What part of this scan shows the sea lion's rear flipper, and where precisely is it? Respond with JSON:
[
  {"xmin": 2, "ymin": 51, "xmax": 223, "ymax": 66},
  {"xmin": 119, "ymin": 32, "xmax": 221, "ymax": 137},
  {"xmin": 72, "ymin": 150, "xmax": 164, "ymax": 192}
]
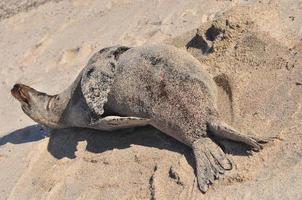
[
  {"xmin": 207, "ymin": 120, "xmax": 273, "ymax": 151},
  {"xmin": 90, "ymin": 116, "xmax": 151, "ymax": 131},
  {"xmin": 192, "ymin": 137, "xmax": 232, "ymax": 193}
]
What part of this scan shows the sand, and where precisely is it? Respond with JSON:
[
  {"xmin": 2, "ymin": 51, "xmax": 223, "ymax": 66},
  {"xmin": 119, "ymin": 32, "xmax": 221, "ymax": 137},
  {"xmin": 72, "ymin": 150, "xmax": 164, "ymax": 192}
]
[{"xmin": 0, "ymin": 0, "xmax": 301, "ymax": 199}]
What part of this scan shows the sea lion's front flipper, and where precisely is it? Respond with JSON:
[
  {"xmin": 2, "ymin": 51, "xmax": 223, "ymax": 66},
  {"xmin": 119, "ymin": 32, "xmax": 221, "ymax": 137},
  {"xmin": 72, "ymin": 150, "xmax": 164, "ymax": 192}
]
[
  {"xmin": 192, "ymin": 137, "xmax": 232, "ymax": 193},
  {"xmin": 90, "ymin": 116, "xmax": 151, "ymax": 131},
  {"xmin": 81, "ymin": 46, "xmax": 130, "ymax": 119}
]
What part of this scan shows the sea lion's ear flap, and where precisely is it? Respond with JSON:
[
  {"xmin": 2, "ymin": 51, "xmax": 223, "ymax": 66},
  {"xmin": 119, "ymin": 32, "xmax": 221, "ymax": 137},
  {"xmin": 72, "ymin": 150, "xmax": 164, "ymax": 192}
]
[{"xmin": 81, "ymin": 64, "xmax": 114, "ymax": 119}]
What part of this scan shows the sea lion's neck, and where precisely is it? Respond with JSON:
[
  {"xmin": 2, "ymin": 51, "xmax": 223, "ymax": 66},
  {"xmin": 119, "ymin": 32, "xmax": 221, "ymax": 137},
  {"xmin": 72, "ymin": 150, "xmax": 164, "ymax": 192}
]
[{"xmin": 55, "ymin": 71, "xmax": 91, "ymax": 128}]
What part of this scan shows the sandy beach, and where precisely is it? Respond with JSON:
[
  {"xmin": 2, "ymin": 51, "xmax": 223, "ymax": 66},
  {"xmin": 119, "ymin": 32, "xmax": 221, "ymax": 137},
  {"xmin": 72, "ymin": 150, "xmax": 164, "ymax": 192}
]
[{"xmin": 0, "ymin": 0, "xmax": 301, "ymax": 199}]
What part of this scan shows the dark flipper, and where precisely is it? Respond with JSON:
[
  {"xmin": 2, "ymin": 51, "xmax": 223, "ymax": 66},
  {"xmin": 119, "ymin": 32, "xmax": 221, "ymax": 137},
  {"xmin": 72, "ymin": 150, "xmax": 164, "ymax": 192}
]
[{"xmin": 192, "ymin": 137, "xmax": 232, "ymax": 193}]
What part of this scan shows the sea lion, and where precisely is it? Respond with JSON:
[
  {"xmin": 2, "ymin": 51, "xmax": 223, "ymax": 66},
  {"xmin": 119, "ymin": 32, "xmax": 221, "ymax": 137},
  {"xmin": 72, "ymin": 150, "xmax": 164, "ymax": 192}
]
[{"xmin": 11, "ymin": 44, "xmax": 268, "ymax": 192}]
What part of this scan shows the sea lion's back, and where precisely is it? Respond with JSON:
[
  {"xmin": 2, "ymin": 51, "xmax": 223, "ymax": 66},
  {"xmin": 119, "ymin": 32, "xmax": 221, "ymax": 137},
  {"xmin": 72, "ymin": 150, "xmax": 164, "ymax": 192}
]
[{"xmin": 108, "ymin": 44, "xmax": 217, "ymax": 142}]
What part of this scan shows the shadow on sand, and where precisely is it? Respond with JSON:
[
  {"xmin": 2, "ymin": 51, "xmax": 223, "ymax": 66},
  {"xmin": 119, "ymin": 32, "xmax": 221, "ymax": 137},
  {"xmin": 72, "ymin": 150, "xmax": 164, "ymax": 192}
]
[
  {"xmin": 0, "ymin": 125, "xmax": 49, "ymax": 146},
  {"xmin": 46, "ymin": 126, "xmax": 193, "ymax": 160},
  {"xmin": 1, "ymin": 125, "xmax": 253, "ymax": 162}
]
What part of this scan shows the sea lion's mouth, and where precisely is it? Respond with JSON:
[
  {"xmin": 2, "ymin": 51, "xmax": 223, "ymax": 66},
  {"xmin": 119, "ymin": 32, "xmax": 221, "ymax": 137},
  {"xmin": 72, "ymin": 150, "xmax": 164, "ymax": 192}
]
[{"xmin": 11, "ymin": 84, "xmax": 30, "ymax": 105}]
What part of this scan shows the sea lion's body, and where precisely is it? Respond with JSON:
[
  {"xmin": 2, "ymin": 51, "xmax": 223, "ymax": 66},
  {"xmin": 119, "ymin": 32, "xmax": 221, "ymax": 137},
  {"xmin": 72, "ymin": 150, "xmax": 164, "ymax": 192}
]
[
  {"xmin": 106, "ymin": 44, "xmax": 218, "ymax": 145},
  {"xmin": 11, "ymin": 43, "xmax": 268, "ymax": 192}
]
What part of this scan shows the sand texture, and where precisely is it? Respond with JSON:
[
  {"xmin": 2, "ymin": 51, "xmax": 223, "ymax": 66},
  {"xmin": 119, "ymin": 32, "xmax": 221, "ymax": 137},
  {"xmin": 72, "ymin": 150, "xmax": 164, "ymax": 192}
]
[{"xmin": 0, "ymin": 0, "xmax": 301, "ymax": 199}]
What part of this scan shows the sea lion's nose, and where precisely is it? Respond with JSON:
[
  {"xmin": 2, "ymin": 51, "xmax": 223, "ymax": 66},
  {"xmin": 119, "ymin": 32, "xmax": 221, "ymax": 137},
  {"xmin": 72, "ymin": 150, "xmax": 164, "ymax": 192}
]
[
  {"xmin": 11, "ymin": 84, "xmax": 20, "ymax": 93},
  {"xmin": 11, "ymin": 83, "xmax": 31, "ymax": 104},
  {"xmin": 11, "ymin": 83, "xmax": 25, "ymax": 96},
  {"xmin": 13, "ymin": 83, "xmax": 21, "ymax": 90}
]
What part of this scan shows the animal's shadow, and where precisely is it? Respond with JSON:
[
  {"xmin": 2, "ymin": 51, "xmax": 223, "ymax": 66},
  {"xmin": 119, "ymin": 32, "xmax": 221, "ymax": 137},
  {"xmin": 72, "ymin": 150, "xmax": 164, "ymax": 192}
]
[
  {"xmin": 47, "ymin": 126, "xmax": 192, "ymax": 160},
  {"xmin": 1, "ymin": 125, "xmax": 253, "ymax": 163},
  {"xmin": 0, "ymin": 125, "xmax": 49, "ymax": 146}
]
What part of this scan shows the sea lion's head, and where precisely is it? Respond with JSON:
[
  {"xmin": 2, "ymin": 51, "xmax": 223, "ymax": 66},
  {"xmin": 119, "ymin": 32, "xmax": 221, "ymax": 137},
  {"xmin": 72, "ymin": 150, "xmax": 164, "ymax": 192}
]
[{"xmin": 11, "ymin": 83, "xmax": 63, "ymax": 128}]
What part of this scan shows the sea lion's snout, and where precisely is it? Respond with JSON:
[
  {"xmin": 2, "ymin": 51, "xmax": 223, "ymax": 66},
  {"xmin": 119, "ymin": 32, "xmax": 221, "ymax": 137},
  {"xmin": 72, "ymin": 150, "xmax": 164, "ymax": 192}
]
[
  {"xmin": 11, "ymin": 83, "xmax": 60, "ymax": 127},
  {"xmin": 11, "ymin": 83, "xmax": 31, "ymax": 104}
]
